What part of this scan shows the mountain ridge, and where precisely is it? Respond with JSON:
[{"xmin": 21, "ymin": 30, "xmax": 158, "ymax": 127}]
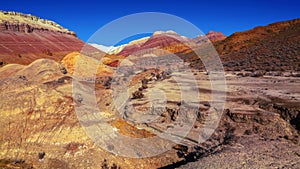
[
  {"xmin": 215, "ymin": 18, "xmax": 300, "ymax": 71},
  {"xmin": 0, "ymin": 10, "xmax": 103, "ymax": 65}
]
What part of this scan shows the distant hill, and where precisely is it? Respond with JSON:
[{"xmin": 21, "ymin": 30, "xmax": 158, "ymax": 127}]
[
  {"xmin": 214, "ymin": 18, "xmax": 300, "ymax": 71},
  {"xmin": 195, "ymin": 31, "xmax": 227, "ymax": 43},
  {"xmin": 0, "ymin": 10, "xmax": 102, "ymax": 65},
  {"xmin": 115, "ymin": 31, "xmax": 192, "ymax": 57}
]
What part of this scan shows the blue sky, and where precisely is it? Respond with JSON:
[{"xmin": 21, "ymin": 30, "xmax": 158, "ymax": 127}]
[{"xmin": 0, "ymin": 0, "xmax": 299, "ymax": 45}]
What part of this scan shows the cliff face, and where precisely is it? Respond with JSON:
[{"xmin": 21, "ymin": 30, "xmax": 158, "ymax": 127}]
[
  {"xmin": 0, "ymin": 21, "xmax": 76, "ymax": 35},
  {"xmin": 0, "ymin": 10, "xmax": 75, "ymax": 35},
  {"xmin": 0, "ymin": 11, "xmax": 90, "ymax": 65}
]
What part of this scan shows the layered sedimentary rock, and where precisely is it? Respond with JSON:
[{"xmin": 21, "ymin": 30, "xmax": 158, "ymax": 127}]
[
  {"xmin": 116, "ymin": 31, "xmax": 193, "ymax": 57},
  {"xmin": 204, "ymin": 31, "xmax": 227, "ymax": 42},
  {"xmin": 0, "ymin": 11, "xmax": 101, "ymax": 65},
  {"xmin": 0, "ymin": 54, "xmax": 181, "ymax": 168}
]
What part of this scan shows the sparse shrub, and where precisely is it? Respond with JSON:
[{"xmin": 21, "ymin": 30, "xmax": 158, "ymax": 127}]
[
  {"xmin": 19, "ymin": 75, "xmax": 27, "ymax": 81},
  {"xmin": 132, "ymin": 90, "xmax": 144, "ymax": 99},
  {"xmin": 14, "ymin": 159, "xmax": 25, "ymax": 164},
  {"xmin": 101, "ymin": 159, "xmax": 109, "ymax": 169},
  {"xmin": 57, "ymin": 77, "xmax": 65, "ymax": 83},
  {"xmin": 60, "ymin": 66, "xmax": 68, "ymax": 74},
  {"xmin": 244, "ymin": 129, "xmax": 252, "ymax": 135},
  {"xmin": 101, "ymin": 159, "xmax": 121, "ymax": 169},
  {"xmin": 224, "ymin": 124, "xmax": 236, "ymax": 144},
  {"xmin": 253, "ymin": 126, "xmax": 260, "ymax": 134},
  {"xmin": 111, "ymin": 163, "xmax": 121, "ymax": 169},
  {"xmin": 38, "ymin": 152, "xmax": 45, "ymax": 160},
  {"xmin": 104, "ymin": 79, "xmax": 111, "ymax": 89},
  {"xmin": 141, "ymin": 83, "xmax": 147, "ymax": 89},
  {"xmin": 196, "ymin": 111, "xmax": 205, "ymax": 122},
  {"xmin": 141, "ymin": 78, "xmax": 148, "ymax": 85},
  {"xmin": 74, "ymin": 93, "xmax": 83, "ymax": 103},
  {"xmin": 156, "ymin": 74, "xmax": 161, "ymax": 80}
]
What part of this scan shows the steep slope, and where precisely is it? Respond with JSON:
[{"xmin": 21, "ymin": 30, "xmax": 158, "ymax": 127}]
[
  {"xmin": 215, "ymin": 18, "xmax": 300, "ymax": 71},
  {"xmin": 0, "ymin": 11, "xmax": 101, "ymax": 65}
]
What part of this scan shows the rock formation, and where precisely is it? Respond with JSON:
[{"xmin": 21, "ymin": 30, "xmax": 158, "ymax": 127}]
[
  {"xmin": 0, "ymin": 11, "xmax": 102, "ymax": 65},
  {"xmin": 204, "ymin": 31, "xmax": 227, "ymax": 42}
]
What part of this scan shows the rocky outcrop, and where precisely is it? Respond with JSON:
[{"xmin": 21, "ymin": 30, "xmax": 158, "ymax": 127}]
[
  {"xmin": 0, "ymin": 21, "xmax": 75, "ymax": 35},
  {"xmin": 0, "ymin": 10, "xmax": 74, "ymax": 34}
]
